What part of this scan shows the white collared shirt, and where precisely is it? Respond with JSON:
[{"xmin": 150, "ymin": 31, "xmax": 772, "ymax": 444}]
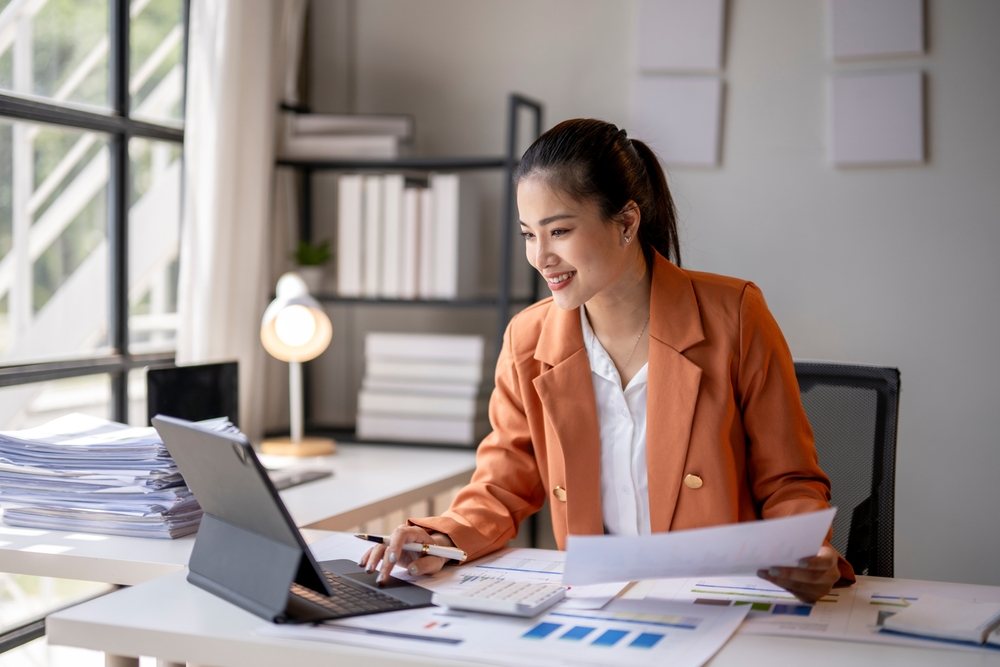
[{"xmin": 580, "ymin": 306, "xmax": 651, "ymax": 536}]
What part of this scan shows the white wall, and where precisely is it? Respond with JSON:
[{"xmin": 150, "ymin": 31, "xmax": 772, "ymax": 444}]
[{"xmin": 307, "ymin": 0, "xmax": 1000, "ymax": 585}]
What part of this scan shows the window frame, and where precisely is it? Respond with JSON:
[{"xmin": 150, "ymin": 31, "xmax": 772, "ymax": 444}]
[{"xmin": 0, "ymin": 0, "xmax": 189, "ymax": 422}]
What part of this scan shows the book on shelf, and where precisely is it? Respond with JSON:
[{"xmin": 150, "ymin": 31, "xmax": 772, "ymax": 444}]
[
  {"xmin": 365, "ymin": 359, "xmax": 483, "ymax": 384},
  {"xmin": 288, "ymin": 113, "xmax": 413, "ymax": 138},
  {"xmin": 417, "ymin": 187, "xmax": 435, "ymax": 298},
  {"xmin": 429, "ymin": 173, "xmax": 481, "ymax": 300},
  {"xmin": 357, "ymin": 332, "xmax": 488, "ymax": 446},
  {"xmin": 332, "ymin": 173, "xmax": 481, "ymax": 301},
  {"xmin": 365, "ymin": 332, "xmax": 485, "ymax": 364},
  {"xmin": 362, "ymin": 377, "xmax": 480, "ymax": 398},
  {"xmin": 358, "ymin": 391, "xmax": 489, "ymax": 420},
  {"xmin": 362, "ymin": 175, "xmax": 383, "ymax": 298},
  {"xmin": 400, "ymin": 187, "xmax": 422, "ymax": 299},
  {"xmin": 356, "ymin": 414, "xmax": 490, "ymax": 446},
  {"xmin": 380, "ymin": 175, "xmax": 405, "ymax": 299},
  {"xmin": 278, "ymin": 111, "xmax": 413, "ymax": 160},
  {"xmin": 336, "ymin": 175, "xmax": 364, "ymax": 297}
]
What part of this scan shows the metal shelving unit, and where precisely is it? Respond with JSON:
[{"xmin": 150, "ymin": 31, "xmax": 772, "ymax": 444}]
[{"xmin": 277, "ymin": 94, "xmax": 544, "ymax": 438}]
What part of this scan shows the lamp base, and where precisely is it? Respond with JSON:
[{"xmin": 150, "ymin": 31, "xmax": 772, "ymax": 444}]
[{"xmin": 260, "ymin": 436, "xmax": 336, "ymax": 457}]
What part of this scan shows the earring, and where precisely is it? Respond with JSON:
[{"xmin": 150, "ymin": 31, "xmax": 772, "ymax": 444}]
[{"xmin": 624, "ymin": 236, "xmax": 631, "ymax": 243}]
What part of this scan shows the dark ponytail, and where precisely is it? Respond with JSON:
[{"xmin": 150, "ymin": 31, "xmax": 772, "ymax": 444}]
[{"xmin": 513, "ymin": 118, "xmax": 681, "ymax": 267}]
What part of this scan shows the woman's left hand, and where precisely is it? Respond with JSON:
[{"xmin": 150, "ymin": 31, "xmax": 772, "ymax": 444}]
[{"xmin": 757, "ymin": 545, "xmax": 841, "ymax": 603}]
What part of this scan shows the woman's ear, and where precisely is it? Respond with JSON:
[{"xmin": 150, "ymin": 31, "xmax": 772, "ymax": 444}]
[{"xmin": 617, "ymin": 201, "xmax": 641, "ymax": 244}]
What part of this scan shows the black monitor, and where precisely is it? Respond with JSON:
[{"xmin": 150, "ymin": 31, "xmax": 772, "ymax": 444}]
[{"xmin": 146, "ymin": 362, "xmax": 239, "ymax": 427}]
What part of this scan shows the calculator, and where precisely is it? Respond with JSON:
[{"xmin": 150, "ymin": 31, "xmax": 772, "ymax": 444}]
[{"xmin": 431, "ymin": 579, "xmax": 566, "ymax": 617}]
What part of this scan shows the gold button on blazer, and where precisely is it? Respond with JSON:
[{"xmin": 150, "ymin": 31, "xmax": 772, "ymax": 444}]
[{"xmin": 412, "ymin": 252, "xmax": 855, "ymax": 585}]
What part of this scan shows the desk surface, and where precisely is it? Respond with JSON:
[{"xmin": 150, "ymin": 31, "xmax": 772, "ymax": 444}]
[
  {"xmin": 47, "ymin": 569, "xmax": 1000, "ymax": 667},
  {"xmin": 0, "ymin": 444, "xmax": 476, "ymax": 584}
]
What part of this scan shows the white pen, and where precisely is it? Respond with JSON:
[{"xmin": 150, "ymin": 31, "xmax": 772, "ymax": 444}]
[{"xmin": 355, "ymin": 533, "xmax": 468, "ymax": 562}]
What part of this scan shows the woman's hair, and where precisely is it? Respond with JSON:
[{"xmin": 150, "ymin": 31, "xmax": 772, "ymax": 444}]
[{"xmin": 513, "ymin": 118, "xmax": 681, "ymax": 267}]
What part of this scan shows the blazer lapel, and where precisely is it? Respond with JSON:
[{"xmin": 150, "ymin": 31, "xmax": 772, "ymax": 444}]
[
  {"xmin": 532, "ymin": 305, "xmax": 604, "ymax": 536},
  {"xmin": 646, "ymin": 254, "xmax": 706, "ymax": 532}
]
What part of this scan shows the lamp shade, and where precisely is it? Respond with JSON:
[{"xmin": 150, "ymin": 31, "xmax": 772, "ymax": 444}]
[{"xmin": 260, "ymin": 273, "xmax": 332, "ymax": 362}]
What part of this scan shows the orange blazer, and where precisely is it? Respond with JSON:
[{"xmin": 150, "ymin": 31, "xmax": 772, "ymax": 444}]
[{"xmin": 412, "ymin": 253, "xmax": 855, "ymax": 584}]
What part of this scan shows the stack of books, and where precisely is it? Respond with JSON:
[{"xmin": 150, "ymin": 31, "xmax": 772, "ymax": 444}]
[
  {"xmin": 336, "ymin": 173, "xmax": 479, "ymax": 300},
  {"xmin": 0, "ymin": 413, "xmax": 232, "ymax": 539},
  {"xmin": 278, "ymin": 112, "xmax": 413, "ymax": 160},
  {"xmin": 356, "ymin": 333, "xmax": 489, "ymax": 446}
]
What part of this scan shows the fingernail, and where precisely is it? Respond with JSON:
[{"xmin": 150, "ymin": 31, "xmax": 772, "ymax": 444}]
[
  {"xmin": 409, "ymin": 564, "xmax": 418, "ymax": 576},
  {"xmin": 769, "ymin": 568, "xmax": 781, "ymax": 577},
  {"xmin": 389, "ymin": 552, "xmax": 396, "ymax": 564},
  {"xmin": 798, "ymin": 559, "xmax": 810, "ymax": 568},
  {"xmin": 756, "ymin": 569, "xmax": 769, "ymax": 578},
  {"xmin": 358, "ymin": 559, "xmax": 364, "ymax": 567},
  {"xmin": 376, "ymin": 573, "xmax": 384, "ymax": 584}
]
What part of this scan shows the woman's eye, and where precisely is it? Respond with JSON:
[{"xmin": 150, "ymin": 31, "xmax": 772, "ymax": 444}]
[
  {"xmin": 520, "ymin": 231, "xmax": 534, "ymax": 240},
  {"xmin": 551, "ymin": 229, "xmax": 569, "ymax": 237}
]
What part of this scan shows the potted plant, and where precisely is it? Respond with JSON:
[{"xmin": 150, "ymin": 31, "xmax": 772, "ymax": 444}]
[{"xmin": 291, "ymin": 239, "xmax": 331, "ymax": 294}]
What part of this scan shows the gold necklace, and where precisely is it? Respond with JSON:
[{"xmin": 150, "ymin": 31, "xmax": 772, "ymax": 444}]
[{"xmin": 623, "ymin": 314, "xmax": 650, "ymax": 368}]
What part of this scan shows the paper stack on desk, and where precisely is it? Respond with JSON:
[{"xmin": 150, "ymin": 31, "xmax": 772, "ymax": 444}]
[{"xmin": 0, "ymin": 413, "xmax": 232, "ymax": 539}]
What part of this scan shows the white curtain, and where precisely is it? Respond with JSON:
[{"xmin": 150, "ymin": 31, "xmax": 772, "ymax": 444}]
[{"xmin": 178, "ymin": 0, "xmax": 305, "ymax": 443}]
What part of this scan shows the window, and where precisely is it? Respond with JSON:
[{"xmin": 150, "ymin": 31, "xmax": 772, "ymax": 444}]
[
  {"xmin": 0, "ymin": 0, "xmax": 188, "ymax": 660},
  {"xmin": 0, "ymin": 0, "xmax": 187, "ymax": 429}
]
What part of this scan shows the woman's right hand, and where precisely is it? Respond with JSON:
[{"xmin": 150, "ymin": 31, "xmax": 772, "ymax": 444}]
[{"xmin": 359, "ymin": 525, "xmax": 455, "ymax": 585}]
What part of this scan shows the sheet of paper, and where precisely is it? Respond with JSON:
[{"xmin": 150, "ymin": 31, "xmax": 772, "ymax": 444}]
[
  {"xmin": 646, "ymin": 575, "xmax": 857, "ymax": 638},
  {"xmin": 412, "ymin": 547, "xmax": 628, "ymax": 610},
  {"xmin": 638, "ymin": 573, "xmax": 1000, "ymax": 654},
  {"xmin": 261, "ymin": 597, "xmax": 750, "ymax": 667},
  {"xmin": 563, "ymin": 509, "xmax": 836, "ymax": 586}
]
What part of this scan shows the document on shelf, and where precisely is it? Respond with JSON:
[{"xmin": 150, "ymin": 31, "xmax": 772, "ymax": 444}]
[
  {"xmin": 637, "ymin": 573, "xmax": 1000, "ymax": 653},
  {"xmin": 260, "ymin": 596, "xmax": 750, "ymax": 667},
  {"xmin": 563, "ymin": 508, "xmax": 836, "ymax": 586}
]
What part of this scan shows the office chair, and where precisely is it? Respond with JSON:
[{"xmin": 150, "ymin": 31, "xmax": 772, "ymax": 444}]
[
  {"xmin": 794, "ymin": 361, "xmax": 900, "ymax": 577},
  {"xmin": 146, "ymin": 361, "xmax": 239, "ymax": 428}
]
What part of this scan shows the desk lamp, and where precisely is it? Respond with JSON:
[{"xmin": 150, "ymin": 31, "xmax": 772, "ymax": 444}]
[{"xmin": 260, "ymin": 272, "xmax": 335, "ymax": 456}]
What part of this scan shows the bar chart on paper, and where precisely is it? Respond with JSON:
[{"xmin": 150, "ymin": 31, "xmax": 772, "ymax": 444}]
[
  {"xmin": 485, "ymin": 598, "xmax": 750, "ymax": 667},
  {"xmin": 644, "ymin": 576, "xmax": 852, "ymax": 637}
]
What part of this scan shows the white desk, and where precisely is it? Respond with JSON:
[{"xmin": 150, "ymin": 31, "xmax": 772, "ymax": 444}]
[
  {"xmin": 0, "ymin": 444, "xmax": 476, "ymax": 584},
  {"xmin": 47, "ymin": 570, "xmax": 1000, "ymax": 667}
]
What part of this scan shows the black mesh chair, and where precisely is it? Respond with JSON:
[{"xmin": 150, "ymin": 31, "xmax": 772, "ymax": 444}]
[{"xmin": 794, "ymin": 361, "xmax": 900, "ymax": 577}]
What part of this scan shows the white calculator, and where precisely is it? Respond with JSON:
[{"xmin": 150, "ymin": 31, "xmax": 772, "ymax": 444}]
[{"xmin": 431, "ymin": 579, "xmax": 566, "ymax": 617}]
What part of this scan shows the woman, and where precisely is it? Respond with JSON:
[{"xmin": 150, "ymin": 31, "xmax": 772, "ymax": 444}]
[{"xmin": 362, "ymin": 119, "xmax": 855, "ymax": 603}]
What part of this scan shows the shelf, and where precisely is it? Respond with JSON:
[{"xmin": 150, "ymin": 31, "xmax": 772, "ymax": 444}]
[
  {"xmin": 276, "ymin": 156, "xmax": 508, "ymax": 171},
  {"xmin": 315, "ymin": 295, "xmax": 536, "ymax": 308}
]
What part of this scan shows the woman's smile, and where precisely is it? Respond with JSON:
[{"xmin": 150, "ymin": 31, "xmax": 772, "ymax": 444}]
[{"xmin": 545, "ymin": 270, "xmax": 576, "ymax": 290}]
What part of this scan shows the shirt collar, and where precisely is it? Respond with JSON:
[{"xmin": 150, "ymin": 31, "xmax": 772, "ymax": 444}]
[{"xmin": 581, "ymin": 306, "xmax": 648, "ymax": 391}]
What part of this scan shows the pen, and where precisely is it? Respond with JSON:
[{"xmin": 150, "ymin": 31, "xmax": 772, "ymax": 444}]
[{"xmin": 355, "ymin": 534, "xmax": 468, "ymax": 562}]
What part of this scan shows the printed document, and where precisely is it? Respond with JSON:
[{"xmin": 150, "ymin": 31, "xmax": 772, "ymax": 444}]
[
  {"xmin": 637, "ymin": 573, "xmax": 1000, "ymax": 653},
  {"xmin": 562, "ymin": 508, "xmax": 836, "ymax": 585},
  {"xmin": 261, "ymin": 597, "xmax": 750, "ymax": 667}
]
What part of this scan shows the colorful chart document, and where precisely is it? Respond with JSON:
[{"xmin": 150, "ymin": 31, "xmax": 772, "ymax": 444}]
[
  {"xmin": 262, "ymin": 597, "xmax": 750, "ymax": 667},
  {"xmin": 563, "ymin": 509, "xmax": 836, "ymax": 585},
  {"xmin": 638, "ymin": 574, "xmax": 1000, "ymax": 653}
]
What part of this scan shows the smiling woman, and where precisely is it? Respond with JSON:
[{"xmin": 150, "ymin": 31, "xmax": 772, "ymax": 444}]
[{"xmin": 363, "ymin": 119, "xmax": 855, "ymax": 605}]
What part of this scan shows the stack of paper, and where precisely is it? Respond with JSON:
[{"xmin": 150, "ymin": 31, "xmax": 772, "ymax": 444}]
[
  {"xmin": 0, "ymin": 413, "xmax": 232, "ymax": 539},
  {"xmin": 356, "ymin": 333, "xmax": 489, "ymax": 446}
]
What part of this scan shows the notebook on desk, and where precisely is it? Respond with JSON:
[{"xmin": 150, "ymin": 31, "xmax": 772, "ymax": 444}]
[{"xmin": 152, "ymin": 415, "xmax": 433, "ymax": 623}]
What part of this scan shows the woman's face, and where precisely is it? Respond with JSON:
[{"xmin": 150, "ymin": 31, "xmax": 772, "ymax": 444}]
[{"xmin": 517, "ymin": 176, "xmax": 636, "ymax": 311}]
